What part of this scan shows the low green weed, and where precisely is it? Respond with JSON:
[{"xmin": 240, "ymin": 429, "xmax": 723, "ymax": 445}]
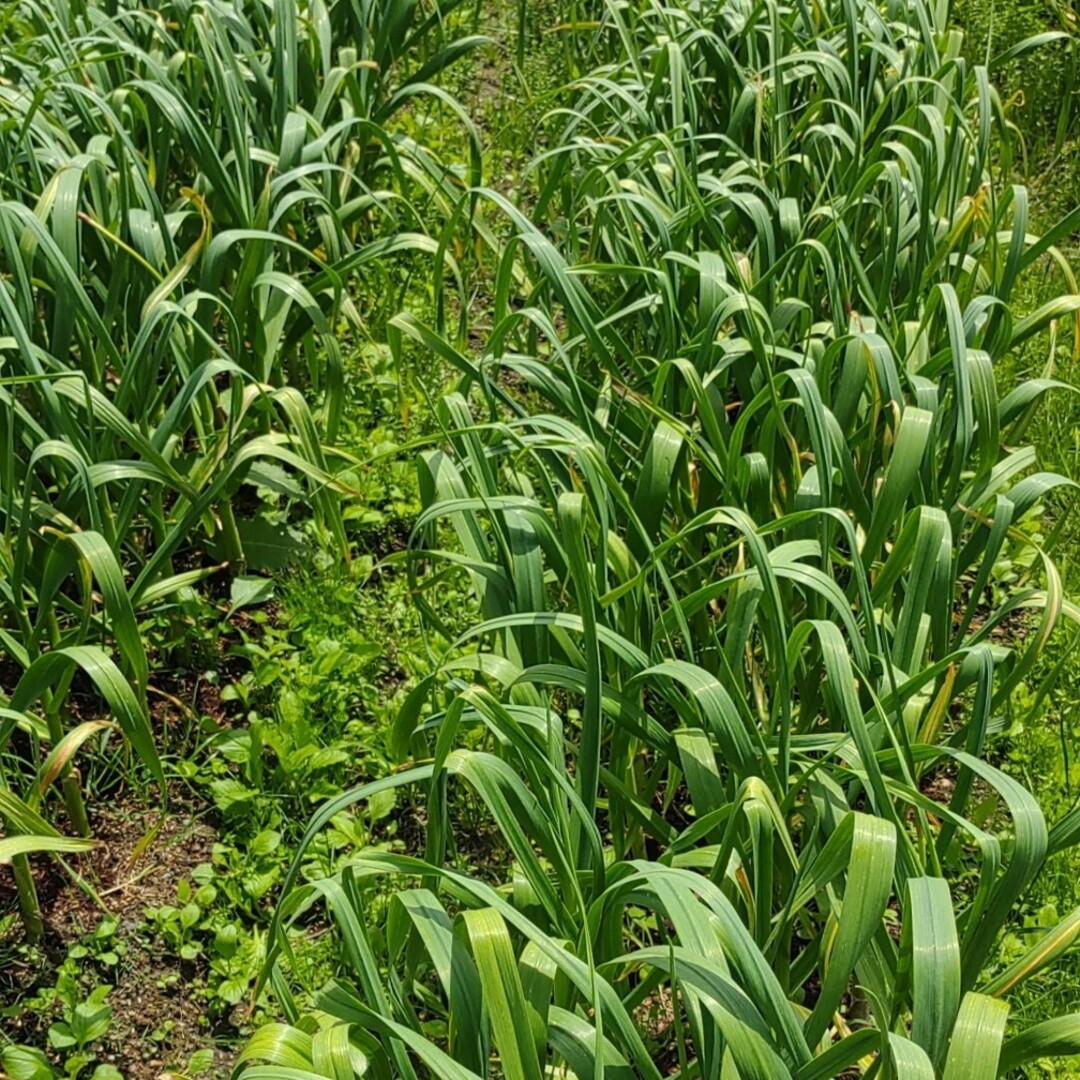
[
  {"xmin": 143, "ymin": 877, "xmax": 262, "ymax": 1016},
  {"xmin": 2, "ymin": 919, "xmax": 124, "ymax": 1080}
]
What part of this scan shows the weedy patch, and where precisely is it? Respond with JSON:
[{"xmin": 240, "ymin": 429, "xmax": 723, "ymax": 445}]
[{"xmin": 1, "ymin": 801, "xmax": 223, "ymax": 1080}]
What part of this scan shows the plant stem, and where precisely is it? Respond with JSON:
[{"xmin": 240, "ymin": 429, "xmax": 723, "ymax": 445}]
[
  {"xmin": 11, "ymin": 852, "xmax": 43, "ymax": 942},
  {"xmin": 218, "ymin": 499, "xmax": 246, "ymax": 574},
  {"xmin": 62, "ymin": 772, "xmax": 91, "ymax": 838},
  {"xmin": 45, "ymin": 707, "xmax": 91, "ymax": 838}
]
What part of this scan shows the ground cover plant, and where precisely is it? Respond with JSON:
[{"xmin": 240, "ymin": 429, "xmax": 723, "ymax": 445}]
[{"xmin": 4, "ymin": 0, "xmax": 1080, "ymax": 1077}]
